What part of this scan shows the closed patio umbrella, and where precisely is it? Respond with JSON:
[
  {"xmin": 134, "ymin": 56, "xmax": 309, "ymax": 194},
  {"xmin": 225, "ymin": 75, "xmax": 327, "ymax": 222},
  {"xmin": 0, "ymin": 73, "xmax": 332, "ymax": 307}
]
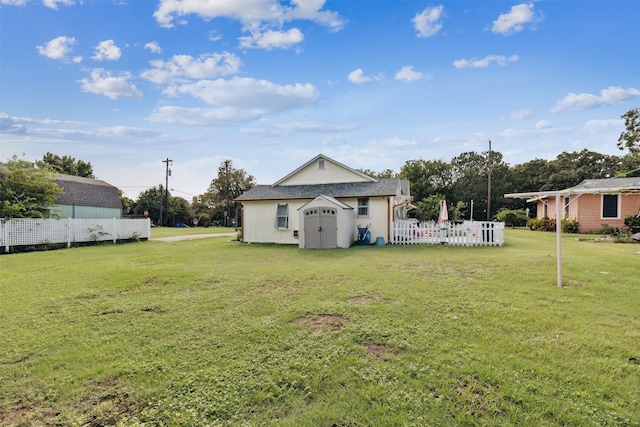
[{"xmin": 437, "ymin": 199, "xmax": 448, "ymax": 223}]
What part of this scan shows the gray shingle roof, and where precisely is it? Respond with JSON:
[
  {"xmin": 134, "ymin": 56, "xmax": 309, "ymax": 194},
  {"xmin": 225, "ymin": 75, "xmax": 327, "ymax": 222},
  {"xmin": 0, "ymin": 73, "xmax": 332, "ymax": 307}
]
[
  {"xmin": 55, "ymin": 175, "xmax": 122, "ymax": 209},
  {"xmin": 235, "ymin": 178, "xmax": 406, "ymax": 201},
  {"xmin": 569, "ymin": 177, "xmax": 640, "ymax": 192}
]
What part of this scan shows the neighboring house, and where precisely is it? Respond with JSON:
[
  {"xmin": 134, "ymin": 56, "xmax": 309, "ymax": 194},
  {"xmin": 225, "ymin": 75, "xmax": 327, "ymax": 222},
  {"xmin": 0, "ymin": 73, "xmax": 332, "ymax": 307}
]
[
  {"xmin": 52, "ymin": 174, "xmax": 123, "ymax": 219},
  {"xmin": 234, "ymin": 154, "xmax": 412, "ymax": 248},
  {"xmin": 508, "ymin": 177, "xmax": 640, "ymax": 232}
]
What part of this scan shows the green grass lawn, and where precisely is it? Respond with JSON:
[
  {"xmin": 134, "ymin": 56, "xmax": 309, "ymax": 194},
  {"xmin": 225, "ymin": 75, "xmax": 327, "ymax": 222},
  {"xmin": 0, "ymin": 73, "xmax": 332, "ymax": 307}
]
[
  {"xmin": 1, "ymin": 230, "xmax": 639, "ymax": 426},
  {"xmin": 150, "ymin": 226, "xmax": 236, "ymax": 239}
]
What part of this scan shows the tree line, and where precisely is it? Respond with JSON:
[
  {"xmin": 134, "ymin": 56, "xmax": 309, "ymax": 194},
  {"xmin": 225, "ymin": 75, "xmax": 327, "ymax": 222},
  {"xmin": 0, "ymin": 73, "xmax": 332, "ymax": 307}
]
[{"xmin": 2, "ymin": 108, "xmax": 639, "ymax": 224}]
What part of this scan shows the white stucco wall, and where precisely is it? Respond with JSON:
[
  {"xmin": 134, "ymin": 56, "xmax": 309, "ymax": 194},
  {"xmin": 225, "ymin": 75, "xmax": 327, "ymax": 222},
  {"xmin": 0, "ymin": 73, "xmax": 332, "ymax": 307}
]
[
  {"xmin": 241, "ymin": 195, "xmax": 394, "ymax": 245},
  {"xmin": 241, "ymin": 199, "xmax": 306, "ymax": 244}
]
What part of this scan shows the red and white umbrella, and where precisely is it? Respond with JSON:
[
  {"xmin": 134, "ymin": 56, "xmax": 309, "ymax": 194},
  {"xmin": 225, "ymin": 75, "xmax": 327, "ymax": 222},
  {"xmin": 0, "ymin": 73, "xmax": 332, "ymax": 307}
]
[{"xmin": 437, "ymin": 199, "xmax": 448, "ymax": 223}]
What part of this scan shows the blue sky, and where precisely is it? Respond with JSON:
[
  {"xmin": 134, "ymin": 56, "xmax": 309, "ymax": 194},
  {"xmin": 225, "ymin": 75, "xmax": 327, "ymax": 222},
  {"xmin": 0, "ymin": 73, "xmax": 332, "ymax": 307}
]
[{"xmin": 1, "ymin": 0, "xmax": 639, "ymax": 199}]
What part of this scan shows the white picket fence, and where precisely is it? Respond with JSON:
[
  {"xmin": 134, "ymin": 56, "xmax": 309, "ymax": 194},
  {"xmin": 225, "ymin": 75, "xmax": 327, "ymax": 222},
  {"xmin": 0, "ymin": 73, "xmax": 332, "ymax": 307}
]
[
  {"xmin": 0, "ymin": 218, "xmax": 151, "ymax": 252},
  {"xmin": 391, "ymin": 220, "xmax": 504, "ymax": 246}
]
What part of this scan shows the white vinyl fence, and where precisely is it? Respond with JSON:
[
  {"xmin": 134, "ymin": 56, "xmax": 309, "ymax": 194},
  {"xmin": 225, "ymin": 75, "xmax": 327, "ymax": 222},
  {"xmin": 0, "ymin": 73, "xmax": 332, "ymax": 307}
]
[
  {"xmin": 391, "ymin": 220, "xmax": 504, "ymax": 246},
  {"xmin": 1, "ymin": 218, "xmax": 150, "ymax": 252}
]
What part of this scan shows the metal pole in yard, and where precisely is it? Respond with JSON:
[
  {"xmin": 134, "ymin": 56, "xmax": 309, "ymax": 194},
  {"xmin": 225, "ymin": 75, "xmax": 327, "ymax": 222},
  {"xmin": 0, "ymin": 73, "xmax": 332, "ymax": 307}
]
[{"xmin": 555, "ymin": 193, "xmax": 563, "ymax": 288}]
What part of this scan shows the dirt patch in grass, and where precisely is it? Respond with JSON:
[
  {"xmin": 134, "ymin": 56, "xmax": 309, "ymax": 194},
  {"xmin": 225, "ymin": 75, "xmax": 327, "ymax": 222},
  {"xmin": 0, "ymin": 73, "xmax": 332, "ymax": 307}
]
[
  {"xmin": 362, "ymin": 342, "xmax": 397, "ymax": 362},
  {"xmin": 347, "ymin": 294, "xmax": 382, "ymax": 303},
  {"xmin": 291, "ymin": 314, "xmax": 346, "ymax": 332}
]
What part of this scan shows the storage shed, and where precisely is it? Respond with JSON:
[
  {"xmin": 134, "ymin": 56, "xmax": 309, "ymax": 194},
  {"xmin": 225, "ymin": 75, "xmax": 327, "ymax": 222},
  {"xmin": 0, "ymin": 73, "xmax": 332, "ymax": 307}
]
[{"xmin": 298, "ymin": 195, "xmax": 354, "ymax": 249}]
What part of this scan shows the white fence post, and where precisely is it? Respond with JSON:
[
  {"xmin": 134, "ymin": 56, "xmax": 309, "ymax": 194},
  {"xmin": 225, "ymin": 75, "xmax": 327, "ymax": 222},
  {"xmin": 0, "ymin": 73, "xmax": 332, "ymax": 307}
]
[
  {"xmin": 0, "ymin": 218, "xmax": 150, "ymax": 252},
  {"xmin": 391, "ymin": 219, "xmax": 504, "ymax": 247}
]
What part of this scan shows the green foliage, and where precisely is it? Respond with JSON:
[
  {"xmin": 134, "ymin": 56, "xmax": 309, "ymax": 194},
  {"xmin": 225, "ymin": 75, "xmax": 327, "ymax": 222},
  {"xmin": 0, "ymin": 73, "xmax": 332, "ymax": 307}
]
[
  {"xmin": 624, "ymin": 214, "xmax": 640, "ymax": 233},
  {"xmin": 414, "ymin": 194, "xmax": 446, "ymax": 221},
  {"xmin": 562, "ymin": 219, "xmax": 580, "ymax": 234},
  {"xmin": 617, "ymin": 107, "xmax": 640, "ymax": 153},
  {"xmin": 356, "ymin": 168, "xmax": 396, "ymax": 179},
  {"xmin": 494, "ymin": 208, "xmax": 528, "ymax": 227},
  {"xmin": 202, "ymin": 159, "xmax": 255, "ymax": 227},
  {"xmin": 526, "ymin": 217, "xmax": 580, "ymax": 233},
  {"xmin": 36, "ymin": 152, "xmax": 95, "ymax": 178},
  {"xmin": 398, "ymin": 159, "xmax": 452, "ymax": 203},
  {"xmin": 527, "ymin": 217, "xmax": 556, "ymax": 232},
  {"xmin": 0, "ymin": 156, "xmax": 62, "ymax": 218},
  {"xmin": 1, "ymin": 230, "xmax": 639, "ymax": 425}
]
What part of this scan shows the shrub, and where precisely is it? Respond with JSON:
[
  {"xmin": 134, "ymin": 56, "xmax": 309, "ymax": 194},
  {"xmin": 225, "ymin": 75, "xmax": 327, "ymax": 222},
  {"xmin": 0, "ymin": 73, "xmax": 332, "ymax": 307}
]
[
  {"xmin": 494, "ymin": 209, "xmax": 528, "ymax": 227},
  {"xmin": 624, "ymin": 214, "xmax": 640, "ymax": 234},
  {"xmin": 598, "ymin": 224, "xmax": 621, "ymax": 236},
  {"xmin": 527, "ymin": 217, "xmax": 555, "ymax": 232},
  {"xmin": 527, "ymin": 217, "xmax": 580, "ymax": 233},
  {"xmin": 561, "ymin": 219, "xmax": 580, "ymax": 234}
]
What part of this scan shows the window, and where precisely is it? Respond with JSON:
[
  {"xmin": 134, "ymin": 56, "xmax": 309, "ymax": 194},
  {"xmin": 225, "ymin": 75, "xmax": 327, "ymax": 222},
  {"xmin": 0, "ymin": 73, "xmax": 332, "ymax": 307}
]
[
  {"xmin": 275, "ymin": 203, "xmax": 289, "ymax": 229},
  {"xmin": 602, "ymin": 194, "xmax": 619, "ymax": 219},
  {"xmin": 318, "ymin": 159, "xmax": 325, "ymax": 169},
  {"xmin": 357, "ymin": 198, "xmax": 369, "ymax": 217},
  {"xmin": 564, "ymin": 197, "xmax": 570, "ymax": 218}
]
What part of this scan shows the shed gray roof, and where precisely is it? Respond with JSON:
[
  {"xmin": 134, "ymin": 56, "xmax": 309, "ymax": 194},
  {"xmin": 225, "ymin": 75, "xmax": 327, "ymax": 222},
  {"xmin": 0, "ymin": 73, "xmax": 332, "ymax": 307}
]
[
  {"xmin": 235, "ymin": 178, "xmax": 407, "ymax": 201},
  {"xmin": 55, "ymin": 175, "xmax": 122, "ymax": 209}
]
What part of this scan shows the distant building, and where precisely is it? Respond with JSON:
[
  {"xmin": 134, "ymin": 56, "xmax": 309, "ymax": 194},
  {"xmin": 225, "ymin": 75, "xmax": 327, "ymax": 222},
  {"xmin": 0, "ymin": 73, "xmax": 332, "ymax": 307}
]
[
  {"xmin": 234, "ymin": 154, "xmax": 412, "ymax": 248},
  {"xmin": 52, "ymin": 174, "xmax": 123, "ymax": 219},
  {"xmin": 506, "ymin": 177, "xmax": 640, "ymax": 232}
]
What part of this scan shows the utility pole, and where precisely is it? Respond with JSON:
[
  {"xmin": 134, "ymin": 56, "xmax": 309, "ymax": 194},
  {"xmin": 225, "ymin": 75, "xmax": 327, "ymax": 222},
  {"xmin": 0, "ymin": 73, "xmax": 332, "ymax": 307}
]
[
  {"xmin": 162, "ymin": 158, "xmax": 173, "ymax": 226},
  {"xmin": 487, "ymin": 139, "xmax": 492, "ymax": 221}
]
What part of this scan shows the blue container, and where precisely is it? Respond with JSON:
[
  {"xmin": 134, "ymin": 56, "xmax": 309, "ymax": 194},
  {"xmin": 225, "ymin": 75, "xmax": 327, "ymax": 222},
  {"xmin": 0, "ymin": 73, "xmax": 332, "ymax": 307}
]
[
  {"xmin": 374, "ymin": 236, "xmax": 385, "ymax": 246},
  {"xmin": 357, "ymin": 227, "xmax": 371, "ymax": 245}
]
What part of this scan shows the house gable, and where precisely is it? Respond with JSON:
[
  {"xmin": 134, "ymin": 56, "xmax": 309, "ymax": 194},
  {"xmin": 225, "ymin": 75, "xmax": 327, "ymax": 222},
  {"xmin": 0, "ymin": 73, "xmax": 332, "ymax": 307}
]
[{"xmin": 273, "ymin": 154, "xmax": 377, "ymax": 186}]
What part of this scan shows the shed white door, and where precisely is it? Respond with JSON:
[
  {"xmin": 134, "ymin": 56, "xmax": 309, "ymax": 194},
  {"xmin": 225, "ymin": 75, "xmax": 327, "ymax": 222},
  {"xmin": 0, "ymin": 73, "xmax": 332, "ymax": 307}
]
[{"xmin": 303, "ymin": 207, "xmax": 338, "ymax": 249}]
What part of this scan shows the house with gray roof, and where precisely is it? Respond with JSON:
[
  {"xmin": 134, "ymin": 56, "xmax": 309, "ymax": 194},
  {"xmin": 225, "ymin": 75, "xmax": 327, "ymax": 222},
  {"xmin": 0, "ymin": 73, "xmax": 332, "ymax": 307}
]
[
  {"xmin": 52, "ymin": 174, "xmax": 123, "ymax": 219},
  {"xmin": 234, "ymin": 154, "xmax": 412, "ymax": 248}
]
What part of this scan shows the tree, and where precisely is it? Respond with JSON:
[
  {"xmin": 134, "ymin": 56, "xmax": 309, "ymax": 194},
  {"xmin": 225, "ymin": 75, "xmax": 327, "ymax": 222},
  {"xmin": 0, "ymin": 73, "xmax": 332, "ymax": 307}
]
[
  {"xmin": 134, "ymin": 186, "xmax": 164, "ymax": 224},
  {"xmin": 118, "ymin": 189, "xmax": 136, "ymax": 216},
  {"xmin": 399, "ymin": 159, "xmax": 453, "ymax": 203},
  {"xmin": 0, "ymin": 156, "xmax": 62, "ymax": 218},
  {"xmin": 617, "ymin": 108, "xmax": 640, "ymax": 153},
  {"xmin": 450, "ymin": 151, "xmax": 509, "ymax": 220},
  {"xmin": 356, "ymin": 168, "xmax": 396, "ymax": 179},
  {"xmin": 203, "ymin": 159, "xmax": 255, "ymax": 227},
  {"xmin": 36, "ymin": 152, "xmax": 95, "ymax": 178},
  {"xmin": 543, "ymin": 149, "xmax": 621, "ymax": 191}
]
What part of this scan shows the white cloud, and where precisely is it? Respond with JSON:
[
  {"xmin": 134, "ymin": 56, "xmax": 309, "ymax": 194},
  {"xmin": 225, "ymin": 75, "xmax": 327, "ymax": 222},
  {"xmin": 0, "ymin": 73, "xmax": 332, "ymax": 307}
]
[
  {"xmin": 550, "ymin": 86, "xmax": 640, "ymax": 113},
  {"xmin": 412, "ymin": 5, "xmax": 444, "ymax": 38},
  {"xmin": 92, "ymin": 40, "xmax": 121, "ymax": 61},
  {"xmin": 0, "ymin": 0, "xmax": 28, "ymax": 5},
  {"xmin": 535, "ymin": 119, "xmax": 553, "ymax": 129},
  {"xmin": 239, "ymin": 27, "xmax": 304, "ymax": 50},
  {"xmin": 153, "ymin": 0, "xmax": 344, "ymax": 51},
  {"xmin": 168, "ymin": 77, "xmax": 318, "ymax": 109},
  {"xmin": 79, "ymin": 69, "xmax": 143, "ymax": 100},
  {"xmin": 141, "ymin": 52, "xmax": 242, "ymax": 85},
  {"xmin": 453, "ymin": 54, "xmax": 519, "ymax": 69},
  {"xmin": 348, "ymin": 68, "xmax": 383, "ymax": 84},
  {"xmin": 492, "ymin": 3, "xmax": 541, "ymax": 35},
  {"xmin": 149, "ymin": 77, "xmax": 318, "ymax": 125},
  {"xmin": 36, "ymin": 36, "xmax": 76, "ymax": 61},
  {"xmin": 144, "ymin": 41, "xmax": 162, "ymax": 54},
  {"xmin": 241, "ymin": 121, "xmax": 357, "ymax": 137},
  {"xmin": 42, "ymin": 0, "xmax": 74, "ymax": 9},
  {"xmin": 506, "ymin": 109, "xmax": 533, "ymax": 120},
  {"xmin": 147, "ymin": 106, "xmax": 265, "ymax": 126},
  {"xmin": 394, "ymin": 66, "xmax": 424, "ymax": 82}
]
